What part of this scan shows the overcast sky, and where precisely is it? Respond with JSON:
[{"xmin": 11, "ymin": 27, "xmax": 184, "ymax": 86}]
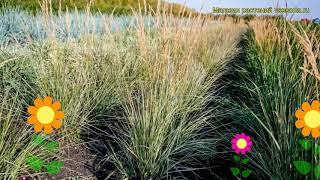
[{"xmin": 166, "ymin": 0, "xmax": 319, "ymax": 19}]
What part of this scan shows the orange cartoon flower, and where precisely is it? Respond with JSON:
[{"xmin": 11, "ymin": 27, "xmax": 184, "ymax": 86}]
[
  {"xmin": 27, "ymin": 96, "xmax": 64, "ymax": 134},
  {"xmin": 295, "ymin": 100, "xmax": 320, "ymax": 138}
]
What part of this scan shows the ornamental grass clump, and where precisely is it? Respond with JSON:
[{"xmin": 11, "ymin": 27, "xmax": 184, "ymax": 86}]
[{"xmin": 234, "ymin": 17, "xmax": 320, "ymax": 179}]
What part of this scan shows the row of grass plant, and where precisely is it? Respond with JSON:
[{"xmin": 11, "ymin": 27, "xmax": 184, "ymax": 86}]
[
  {"xmin": 0, "ymin": 7, "xmax": 246, "ymax": 179},
  {"xmin": 231, "ymin": 17, "xmax": 320, "ymax": 179}
]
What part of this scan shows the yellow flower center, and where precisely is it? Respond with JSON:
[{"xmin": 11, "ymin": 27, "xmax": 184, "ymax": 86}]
[
  {"xmin": 236, "ymin": 138, "xmax": 247, "ymax": 149},
  {"xmin": 37, "ymin": 106, "xmax": 55, "ymax": 124},
  {"xmin": 304, "ymin": 110, "xmax": 320, "ymax": 128}
]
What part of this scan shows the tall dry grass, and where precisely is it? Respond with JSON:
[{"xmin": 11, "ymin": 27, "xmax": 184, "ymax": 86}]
[{"xmin": 106, "ymin": 16, "xmax": 246, "ymax": 179}]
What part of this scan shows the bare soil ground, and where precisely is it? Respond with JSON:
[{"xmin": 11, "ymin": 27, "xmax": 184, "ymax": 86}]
[{"xmin": 48, "ymin": 142, "xmax": 95, "ymax": 180}]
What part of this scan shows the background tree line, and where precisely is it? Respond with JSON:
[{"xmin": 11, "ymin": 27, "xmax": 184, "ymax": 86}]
[{"xmin": 0, "ymin": 0, "xmax": 197, "ymax": 16}]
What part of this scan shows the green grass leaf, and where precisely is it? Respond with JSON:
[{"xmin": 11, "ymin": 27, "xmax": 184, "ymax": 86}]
[
  {"xmin": 31, "ymin": 134, "xmax": 46, "ymax": 145},
  {"xmin": 26, "ymin": 155, "xmax": 44, "ymax": 171},
  {"xmin": 299, "ymin": 139, "xmax": 311, "ymax": 150},
  {"xmin": 233, "ymin": 155, "xmax": 241, "ymax": 162},
  {"xmin": 230, "ymin": 167, "xmax": 240, "ymax": 176},
  {"xmin": 315, "ymin": 166, "xmax": 320, "ymax": 178},
  {"xmin": 46, "ymin": 141, "xmax": 59, "ymax": 152},
  {"xmin": 242, "ymin": 169, "xmax": 252, "ymax": 178},
  {"xmin": 315, "ymin": 146, "xmax": 320, "ymax": 155},
  {"xmin": 44, "ymin": 161, "xmax": 64, "ymax": 175},
  {"xmin": 241, "ymin": 158, "xmax": 249, "ymax": 164},
  {"xmin": 293, "ymin": 160, "xmax": 312, "ymax": 175}
]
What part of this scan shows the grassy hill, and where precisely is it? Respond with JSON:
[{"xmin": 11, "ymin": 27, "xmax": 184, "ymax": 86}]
[{"xmin": 0, "ymin": 0, "xmax": 197, "ymax": 15}]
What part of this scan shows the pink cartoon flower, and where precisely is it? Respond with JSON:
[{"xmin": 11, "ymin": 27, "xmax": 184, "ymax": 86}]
[{"xmin": 231, "ymin": 133, "xmax": 252, "ymax": 155}]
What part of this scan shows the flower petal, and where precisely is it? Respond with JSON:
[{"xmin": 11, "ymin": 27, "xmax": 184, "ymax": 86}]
[
  {"xmin": 245, "ymin": 147, "xmax": 252, "ymax": 152},
  {"xmin": 240, "ymin": 133, "xmax": 246, "ymax": 138},
  {"xmin": 247, "ymin": 141, "xmax": 252, "ymax": 146},
  {"xmin": 34, "ymin": 98, "xmax": 43, "ymax": 108},
  {"xmin": 312, "ymin": 129, "xmax": 320, "ymax": 138},
  {"xmin": 295, "ymin": 120, "xmax": 305, "ymax": 129},
  {"xmin": 27, "ymin": 116, "xmax": 37, "ymax": 124},
  {"xmin": 245, "ymin": 136, "xmax": 251, "ymax": 141},
  {"xmin": 312, "ymin": 100, "xmax": 320, "ymax": 111},
  {"xmin": 235, "ymin": 134, "xmax": 241, "ymax": 138},
  {"xmin": 27, "ymin": 106, "xmax": 37, "ymax": 115},
  {"xmin": 302, "ymin": 126, "xmax": 311, "ymax": 136},
  {"xmin": 295, "ymin": 109, "xmax": 305, "ymax": 119},
  {"xmin": 44, "ymin": 125, "xmax": 53, "ymax": 134},
  {"xmin": 55, "ymin": 111, "xmax": 64, "ymax": 119},
  {"xmin": 241, "ymin": 150, "xmax": 246, "ymax": 155},
  {"xmin": 235, "ymin": 149, "xmax": 241, "ymax": 154},
  {"xmin": 43, "ymin": 96, "xmax": 53, "ymax": 106},
  {"xmin": 52, "ymin": 120, "xmax": 62, "ymax": 129},
  {"xmin": 231, "ymin": 139, "xmax": 237, "ymax": 144},
  {"xmin": 302, "ymin": 102, "xmax": 311, "ymax": 112},
  {"xmin": 232, "ymin": 144, "xmax": 237, "ymax": 150},
  {"xmin": 34, "ymin": 123, "xmax": 43, "ymax": 133},
  {"xmin": 51, "ymin": 101, "xmax": 61, "ymax": 111}
]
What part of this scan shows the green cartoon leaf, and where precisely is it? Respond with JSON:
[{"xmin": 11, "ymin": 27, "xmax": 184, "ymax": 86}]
[
  {"xmin": 31, "ymin": 134, "xmax": 46, "ymax": 145},
  {"xmin": 299, "ymin": 139, "xmax": 311, "ymax": 150},
  {"xmin": 26, "ymin": 155, "xmax": 44, "ymax": 171},
  {"xmin": 242, "ymin": 169, "xmax": 252, "ymax": 178},
  {"xmin": 46, "ymin": 141, "xmax": 59, "ymax": 152},
  {"xmin": 315, "ymin": 146, "xmax": 320, "ymax": 155},
  {"xmin": 233, "ymin": 155, "xmax": 241, "ymax": 162},
  {"xmin": 44, "ymin": 161, "xmax": 64, "ymax": 175},
  {"xmin": 241, "ymin": 158, "xmax": 249, "ymax": 164},
  {"xmin": 293, "ymin": 160, "xmax": 312, "ymax": 175},
  {"xmin": 315, "ymin": 166, "xmax": 320, "ymax": 178},
  {"xmin": 230, "ymin": 167, "xmax": 240, "ymax": 176}
]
